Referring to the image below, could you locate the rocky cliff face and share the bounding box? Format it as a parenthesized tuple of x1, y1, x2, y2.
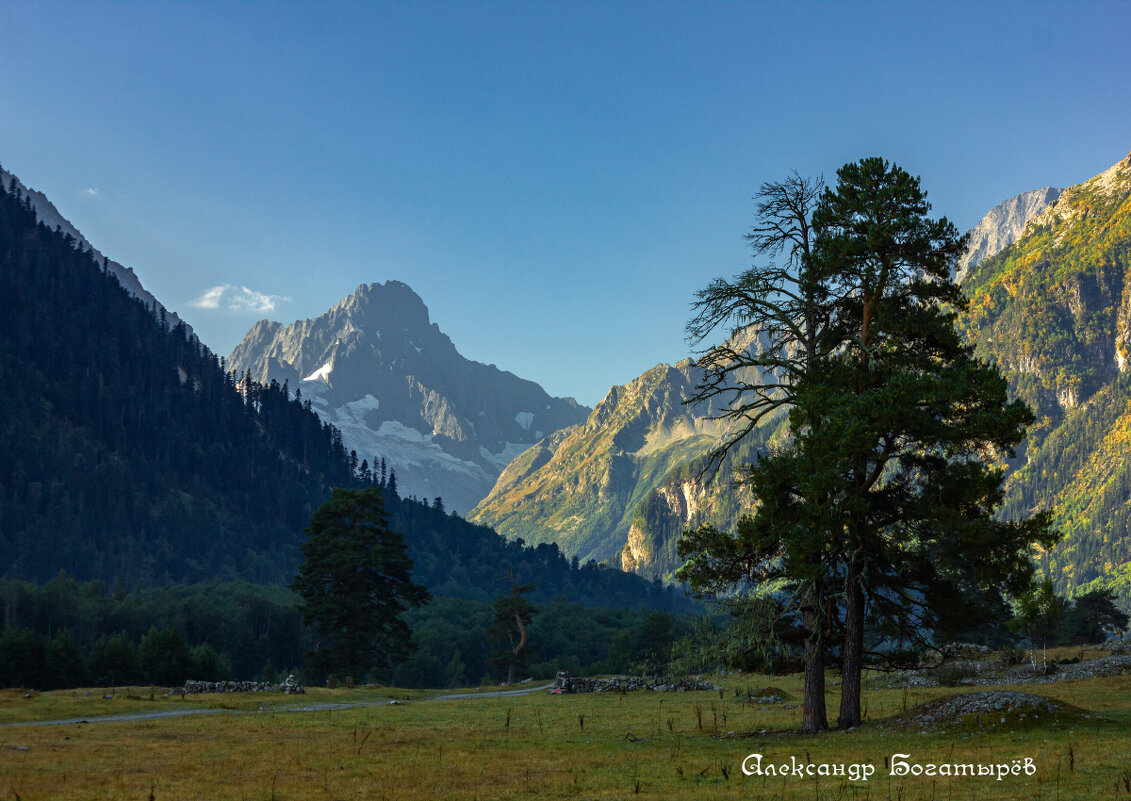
(618, 475, 747, 579)
(961, 152, 1131, 420)
(0, 165, 189, 333)
(957, 186, 1063, 281)
(470, 330, 774, 573)
(227, 281, 589, 514)
(468, 359, 729, 564)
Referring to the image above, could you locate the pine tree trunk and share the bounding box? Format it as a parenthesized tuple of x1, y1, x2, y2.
(838, 556, 865, 729)
(801, 607, 828, 733)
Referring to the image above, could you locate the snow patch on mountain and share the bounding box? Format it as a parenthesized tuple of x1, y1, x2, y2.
(227, 281, 590, 513)
(303, 362, 333, 382)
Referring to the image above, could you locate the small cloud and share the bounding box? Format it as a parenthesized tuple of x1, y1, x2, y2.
(189, 284, 289, 314)
(86, 187, 102, 197)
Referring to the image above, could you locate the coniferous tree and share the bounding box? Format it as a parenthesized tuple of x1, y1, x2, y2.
(489, 583, 537, 684)
(809, 158, 1056, 727)
(1058, 588, 1128, 645)
(680, 158, 1058, 731)
(292, 487, 428, 682)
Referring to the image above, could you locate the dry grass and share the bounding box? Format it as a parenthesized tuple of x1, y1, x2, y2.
(2, 671, 1130, 800)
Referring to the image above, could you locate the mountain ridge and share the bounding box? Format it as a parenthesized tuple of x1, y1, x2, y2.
(0, 164, 189, 333)
(469, 332, 775, 571)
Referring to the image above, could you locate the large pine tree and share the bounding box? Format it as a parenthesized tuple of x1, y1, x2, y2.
(680, 158, 1057, 732)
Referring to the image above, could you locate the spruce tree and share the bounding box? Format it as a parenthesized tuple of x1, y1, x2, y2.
(292, 487, 428, 682)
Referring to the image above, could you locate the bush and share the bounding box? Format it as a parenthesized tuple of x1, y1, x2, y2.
(191, 644, 233, 681)
(139, 626, 194, 686)
(998, 645, 1026, 667)
(934, 661, 979, 687)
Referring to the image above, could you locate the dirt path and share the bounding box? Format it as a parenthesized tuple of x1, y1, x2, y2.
(2, 682, 556, 728)
(437, 682, 554, 700)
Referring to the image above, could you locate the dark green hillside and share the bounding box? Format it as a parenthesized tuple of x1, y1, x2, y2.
(387, 490, 689, 611)
(0, 174, 687, 616)
(0, 178, 359, 585)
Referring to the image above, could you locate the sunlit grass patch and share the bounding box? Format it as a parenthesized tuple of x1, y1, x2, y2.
(1, 672, 1129, 799)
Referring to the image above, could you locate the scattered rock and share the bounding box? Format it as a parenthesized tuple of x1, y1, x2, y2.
(874, 653, 1131, 689)
(553, 674, 720, 694)
(883, 690, 1089, 733)
(173, 675, 305, 695)
(742, 686, 791, 704)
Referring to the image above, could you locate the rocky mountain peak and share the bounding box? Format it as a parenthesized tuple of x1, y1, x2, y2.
(227, 281, 589, 514)
(957, 186, 1063, 281)
(336, 281, 435, 334)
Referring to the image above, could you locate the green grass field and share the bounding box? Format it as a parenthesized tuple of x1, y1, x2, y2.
(2, 666, 1130, 800)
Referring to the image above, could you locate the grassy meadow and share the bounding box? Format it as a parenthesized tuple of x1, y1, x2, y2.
(3, 660, 1131, 800)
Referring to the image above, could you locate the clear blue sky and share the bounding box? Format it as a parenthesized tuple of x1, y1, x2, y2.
(2, 1, 1128, 406)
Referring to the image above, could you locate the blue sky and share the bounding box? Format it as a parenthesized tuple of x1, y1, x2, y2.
(1, 0, 1128, 406)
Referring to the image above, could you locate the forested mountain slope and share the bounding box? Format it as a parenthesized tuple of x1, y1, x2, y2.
(0, 170, 687, 614)
(0, 166, 189, 333)
(959, 151, 1131, 596)
(0, 177, 359, 585)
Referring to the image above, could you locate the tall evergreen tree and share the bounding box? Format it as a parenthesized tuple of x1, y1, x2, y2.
(292, 487, 428, 682)
(810, 158, 1056, 728)
(680, 158, 1057, 732)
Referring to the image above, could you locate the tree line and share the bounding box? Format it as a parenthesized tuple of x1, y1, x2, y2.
(0, 569, 686, 690)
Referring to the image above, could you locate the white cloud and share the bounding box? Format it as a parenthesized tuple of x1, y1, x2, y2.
(188, 284, 289, 314)
(86, 187, 102, 197)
